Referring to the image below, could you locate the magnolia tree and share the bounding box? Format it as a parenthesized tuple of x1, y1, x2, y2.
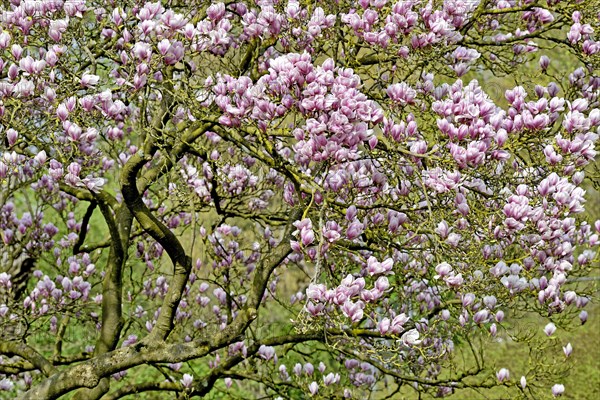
(0, 0, 599, 399)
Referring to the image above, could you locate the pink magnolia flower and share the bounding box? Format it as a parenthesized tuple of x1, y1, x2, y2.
(207, 3, 226, 21)
(473, 310, 489, 324)
(544, 322, 556, 336)
(563, 343, 573, 357)
(0, 273, 11, 288)
(0, 378, 14, 391)
(374, 276, 389, 292)
(366, 256, 393, 276)
(323, 372, 339, 386)
(298, 363, 311, 376)
(80, 72, 100, 87)
(0, 32, 10, 49)
(378, 318, 391, 335)
(552, 384, 565, 397)
(434, 262, 452, 278)
(257, 345, 276, 361)
(461, 293, 475, 308)
(180, 373, 193, 389)
(306, 283, 327, 302)
(390, 314, 409, 334)
(341, 300, 364, 323)
(496, 368, 510, 382)
(539, 55, 550, 71)
(13, 78, 35, 97)
(444, 273, 464, 287)
(387, 82, 416, 104)
(132, 42, 152, 62)
(308, 381, 318, 395)
(6, 129, 18, 146)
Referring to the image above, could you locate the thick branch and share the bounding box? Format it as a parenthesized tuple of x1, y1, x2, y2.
(94, 203, 132, 353)
(0, 363, 34, 374)
(58, 184, 95, 202)
(58, 184, 119, 209)
(0, 341, 56, 377)
(120, 151, 191, 343)
(20, 340, 212, 400)
(71, 204, 134, 400)
(19, 323, 420, 400)
(73, 201, 97, 254)
(119, 122, 213, 343)
(102, 381, 182, 400)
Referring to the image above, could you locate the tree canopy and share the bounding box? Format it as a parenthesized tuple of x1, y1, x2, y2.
(0, 0, 599, 399)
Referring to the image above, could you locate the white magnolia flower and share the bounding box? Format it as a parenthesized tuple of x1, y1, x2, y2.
(399, 329, 422, 346)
